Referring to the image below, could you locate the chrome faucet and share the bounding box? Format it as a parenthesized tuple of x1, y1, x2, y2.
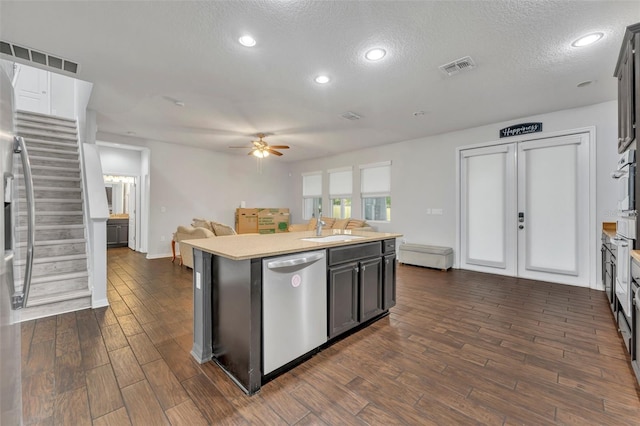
(316, 219, 325, 236)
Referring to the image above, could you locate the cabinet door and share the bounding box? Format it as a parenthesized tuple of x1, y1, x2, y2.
(328, 262, 359, 339)
(618, 40, 635, 153)
(359, 257, 383, 322)
(383, 254, 396, 310)
(118, 224, 129, 245)
(106, 224, 118, 247)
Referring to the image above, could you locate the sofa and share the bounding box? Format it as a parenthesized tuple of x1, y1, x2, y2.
(288, 217, 374, 233)
(173, 218, 236, 269)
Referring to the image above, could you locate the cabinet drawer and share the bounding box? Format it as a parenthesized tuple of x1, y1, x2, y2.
(328, 242, 381, 266)
(383, 239, 396, 254)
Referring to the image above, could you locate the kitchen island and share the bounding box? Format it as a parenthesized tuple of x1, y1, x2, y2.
(184, 229, 402, 395)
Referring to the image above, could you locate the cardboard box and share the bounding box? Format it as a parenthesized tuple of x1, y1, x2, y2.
(257, 208, 290, 233)
(235, 208, 259, 234)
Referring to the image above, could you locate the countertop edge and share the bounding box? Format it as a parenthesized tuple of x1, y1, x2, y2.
(181, 231, 403, 261)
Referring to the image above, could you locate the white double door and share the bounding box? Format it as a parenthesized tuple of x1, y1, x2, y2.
(460, 132, 590, 286)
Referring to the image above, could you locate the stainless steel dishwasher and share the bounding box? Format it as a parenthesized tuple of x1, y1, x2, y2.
(262, 250, 327, 375)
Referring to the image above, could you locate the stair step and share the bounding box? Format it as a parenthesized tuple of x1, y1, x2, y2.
(17, 175, 81, 188)
(15, 258, 87, 278)
(20, 165, 80, 178)
(16, 240, 86, 258)
(17, 186, 82, 200)
(18, 293, 92, 322)
(19, 200, 83, 212)
(17, 128, 78, 143)
(16, 253, 87, 266)
(27, 156, 80, 168)
(17, 224, 85, 241)
(17, 110, 77, 126)
(17, 122, 78, 136)
(23, 137, 78, 152)
(18, 212, 84, 227)
(25, 146, 79, 160)
(16, 238, 86, 248)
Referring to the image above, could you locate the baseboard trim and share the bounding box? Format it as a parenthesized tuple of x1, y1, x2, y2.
(92, 298, 109, 309)
(146, 253, 172, 260)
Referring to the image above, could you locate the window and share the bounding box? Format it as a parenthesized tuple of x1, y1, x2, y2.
(329, 167, 352, 219)
(302, 172, 322, 220)
(360, 161, 391, 221)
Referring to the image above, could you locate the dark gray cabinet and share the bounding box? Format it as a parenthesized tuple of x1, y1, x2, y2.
(107, 218, 129, 248)
(615, 23, 640, 153)
(383, 254, 397, 310)
(328, 262, 359, 338)
(327, 239, 396, 340)
(359, 257, 383, 322)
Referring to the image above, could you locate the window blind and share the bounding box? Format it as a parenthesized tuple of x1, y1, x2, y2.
(329, 168, 352, 197)
(302, 172, 322, 197)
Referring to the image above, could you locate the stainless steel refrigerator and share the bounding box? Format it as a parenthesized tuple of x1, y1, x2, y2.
(1, 64, 35, 425)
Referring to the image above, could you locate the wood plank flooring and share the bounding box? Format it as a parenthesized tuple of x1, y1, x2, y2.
(21, 247, 640, 425)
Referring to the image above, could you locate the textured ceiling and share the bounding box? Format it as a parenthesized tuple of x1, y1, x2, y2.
(1, 1, 639, 162)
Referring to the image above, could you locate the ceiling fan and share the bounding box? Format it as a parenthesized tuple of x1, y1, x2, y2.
(229, 133, 289, 158)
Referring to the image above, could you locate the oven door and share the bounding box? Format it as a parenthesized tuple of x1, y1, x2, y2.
(614, 236, 632, 318)
(613, 163, 635, 212)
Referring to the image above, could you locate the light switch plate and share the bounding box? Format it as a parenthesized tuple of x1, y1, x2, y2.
(432, 208, 443, 215)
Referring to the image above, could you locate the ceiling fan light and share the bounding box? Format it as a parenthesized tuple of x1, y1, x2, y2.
(571, 32, 603, 47)
(239, 35, 256, 47)
(365, 48, 386, 61)
(252, 149, 269, 158)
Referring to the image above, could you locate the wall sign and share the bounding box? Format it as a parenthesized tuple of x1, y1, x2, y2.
(499, 122, 543, 138)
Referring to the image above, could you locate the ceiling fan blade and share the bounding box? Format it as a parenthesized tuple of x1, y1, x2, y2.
(266, 148, 283, 156)
(268, 145, 289, 149)
(229, 146, 251, 148)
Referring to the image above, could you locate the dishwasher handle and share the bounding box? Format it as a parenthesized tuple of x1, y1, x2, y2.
(266, 252, 325, 269)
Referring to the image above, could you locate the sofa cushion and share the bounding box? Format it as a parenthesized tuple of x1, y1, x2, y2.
(191, 217, 214, 232)
(307, 217, 318, 231)
(176, 225, 215, 240)
(346, 219, 366, 229)
(333, 218, 349, 230)
(321, 216, 336, 229)
(211, 221, 236, 236)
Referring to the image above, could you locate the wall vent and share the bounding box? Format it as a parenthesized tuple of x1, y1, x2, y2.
(340, 111, 362, 121)
(439, 56, 476, 77)
(0, 41, 79, 74)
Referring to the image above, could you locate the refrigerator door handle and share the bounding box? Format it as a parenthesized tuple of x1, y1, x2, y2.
(12, 136, 34, 309)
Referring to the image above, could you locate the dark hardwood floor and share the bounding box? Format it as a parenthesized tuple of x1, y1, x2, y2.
(20, 247, 640, 425)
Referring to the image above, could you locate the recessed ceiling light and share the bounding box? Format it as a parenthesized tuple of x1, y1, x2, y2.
(365, 48, 386, 61)
(174, 101, 185, 107)
(238, 35, 256, 47)
(314, 75, 330, 84)
(577, 80, 593, 88)
(571, 32, 603, 47)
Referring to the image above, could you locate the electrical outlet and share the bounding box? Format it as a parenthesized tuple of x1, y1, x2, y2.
(426, 208, 432, 215)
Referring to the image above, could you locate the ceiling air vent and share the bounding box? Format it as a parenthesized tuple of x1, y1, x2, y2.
(439, 56, 476, 77)
(340, 111, 362, 121)
(0, 40, 79, 74)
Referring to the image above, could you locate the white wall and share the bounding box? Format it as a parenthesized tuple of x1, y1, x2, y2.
(50, 72, 75, 118)
(289, 101, 619, 288)
(95, 132, 294, 258)
(97, 144, 142, 175)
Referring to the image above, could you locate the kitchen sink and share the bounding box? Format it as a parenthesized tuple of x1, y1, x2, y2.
(300, 235, 365, 243)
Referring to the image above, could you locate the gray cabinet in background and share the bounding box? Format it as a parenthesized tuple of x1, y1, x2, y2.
(615, 23, 640, 153)
(107, 218, 129, 248)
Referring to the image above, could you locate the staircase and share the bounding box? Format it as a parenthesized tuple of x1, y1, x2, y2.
(14, 110, 91, 322)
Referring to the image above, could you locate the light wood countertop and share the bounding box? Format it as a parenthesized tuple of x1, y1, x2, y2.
(602, 221, 617, 240)
(631, 250, 640, 263)
(182, 230, 402, 261)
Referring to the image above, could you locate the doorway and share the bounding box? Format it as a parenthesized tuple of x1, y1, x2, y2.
(458, 130, 594, 287)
